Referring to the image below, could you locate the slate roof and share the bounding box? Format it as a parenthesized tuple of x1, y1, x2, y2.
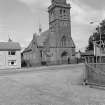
(23, 30, 50, 53)
(23, 29, 76, 53)
(37, 30, 50, 46)
(23, 40, 33, 53)
(0, 42, 21, 51)
(23, 33, 39, 53)
(38, 30, 75, 48)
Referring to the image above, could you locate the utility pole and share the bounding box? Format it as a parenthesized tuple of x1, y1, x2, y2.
(90, 21, 102, 63)
(98, 26, 102, 63)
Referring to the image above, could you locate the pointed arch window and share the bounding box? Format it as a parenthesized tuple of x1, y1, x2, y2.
(61, 36, 67, 47)
(60, 9, 62, 14)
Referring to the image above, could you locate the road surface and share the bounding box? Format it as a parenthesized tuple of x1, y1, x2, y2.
(0, 64, 105, 105)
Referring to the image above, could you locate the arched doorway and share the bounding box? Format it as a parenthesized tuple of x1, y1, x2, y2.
(61, 51, 70, 64)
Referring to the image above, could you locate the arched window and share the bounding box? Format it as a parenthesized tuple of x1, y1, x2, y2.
(61, 36, 67, 47)
(63, 10, 65, 13)
(60, 9, 62, 14)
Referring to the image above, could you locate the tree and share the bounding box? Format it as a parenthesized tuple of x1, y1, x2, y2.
(86, 35, 94, 51)
(86, 19, 105, 51)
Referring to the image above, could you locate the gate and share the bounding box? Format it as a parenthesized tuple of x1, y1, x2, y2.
(85, 63, 105, 86)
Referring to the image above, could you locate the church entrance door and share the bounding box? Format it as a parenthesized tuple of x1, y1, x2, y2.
(61, 51, 69, 64)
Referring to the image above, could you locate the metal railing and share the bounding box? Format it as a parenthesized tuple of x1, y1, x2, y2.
(85, 63, 105, 87)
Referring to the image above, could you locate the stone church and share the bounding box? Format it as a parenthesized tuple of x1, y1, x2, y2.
(22, 0, 76, 66)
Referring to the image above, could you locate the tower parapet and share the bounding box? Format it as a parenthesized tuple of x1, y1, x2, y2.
(52, 0, 66, 4)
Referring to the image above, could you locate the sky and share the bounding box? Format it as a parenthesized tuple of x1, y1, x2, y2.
(0, 0, 105, 51)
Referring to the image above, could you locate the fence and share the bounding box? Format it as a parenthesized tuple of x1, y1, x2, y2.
(85, 63, 105, 87)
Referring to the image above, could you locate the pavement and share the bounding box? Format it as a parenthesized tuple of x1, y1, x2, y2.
(0, 64, 105, 105)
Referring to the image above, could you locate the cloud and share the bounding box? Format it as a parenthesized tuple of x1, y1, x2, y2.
(1, 0, 105, 51)
(18, 0, 37, 4)
(71, 1, 105, 24)
(69, 0, 105, 51)
(71, 2, 88, 25)
(18, 0, 50, 20)
(73, 0, 105, 10)
(17, 0, 105, 51)
(18, 0, 50, 8)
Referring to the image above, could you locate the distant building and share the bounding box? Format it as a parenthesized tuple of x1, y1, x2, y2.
(81, 50, 94, 63)
(75, 51, 82, 63)
(0, 40, 21, 69)
(75, 51, 81, 59)
(82, 50, 105, 63)
(22, 0, 76, 66)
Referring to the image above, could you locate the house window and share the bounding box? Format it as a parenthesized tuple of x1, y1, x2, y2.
(8, 51, 16, 55)
(8, 60, 16, 66)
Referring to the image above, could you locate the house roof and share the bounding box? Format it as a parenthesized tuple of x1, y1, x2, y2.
(23, 40, 33, 53)
(38, 30, 75, 48)
(23, 31, 50, 53)
(23, 29, 76, 53)
(0, 42, 21, 51)
(37, 30, 50, 46)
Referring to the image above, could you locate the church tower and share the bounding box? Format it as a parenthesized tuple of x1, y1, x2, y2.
(48, 0, 71, 46)
(47, 0, 75, 64)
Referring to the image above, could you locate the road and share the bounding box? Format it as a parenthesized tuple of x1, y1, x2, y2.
(0, 64, 105, 105)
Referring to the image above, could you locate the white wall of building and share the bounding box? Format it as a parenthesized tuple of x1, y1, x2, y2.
(0, 51, 21, 69)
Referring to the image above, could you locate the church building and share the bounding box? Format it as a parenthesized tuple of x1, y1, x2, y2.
(22, 0, 76, 66)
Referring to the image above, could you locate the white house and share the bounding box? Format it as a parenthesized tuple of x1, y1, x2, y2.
(0, 41, 21, 69)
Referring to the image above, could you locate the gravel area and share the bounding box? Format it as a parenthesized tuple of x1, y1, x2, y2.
(0, 64, 105, 105)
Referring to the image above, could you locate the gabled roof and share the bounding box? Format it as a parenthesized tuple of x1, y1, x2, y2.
(37, 30, 50, 46)
(23, 33, 38, 53)
(23, 40, 33, 53)
(23, 29, 76, 53)
(0, 42, 21, 51)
